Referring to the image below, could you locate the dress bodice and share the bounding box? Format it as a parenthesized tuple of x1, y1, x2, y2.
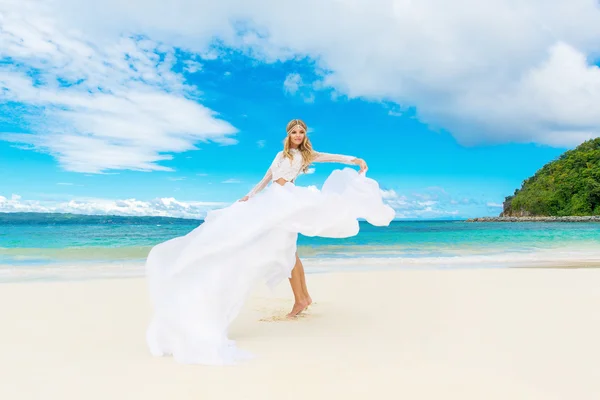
(270, 149, 305, 182)
(246, 149, 356, 198)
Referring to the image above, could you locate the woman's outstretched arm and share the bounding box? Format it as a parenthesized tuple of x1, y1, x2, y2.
(239, 152, 280, 201)
(239, 168, 272, 201)
(312, 151, 368, 173)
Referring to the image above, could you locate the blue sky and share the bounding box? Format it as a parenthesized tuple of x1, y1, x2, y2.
(1, 1, 598, 219)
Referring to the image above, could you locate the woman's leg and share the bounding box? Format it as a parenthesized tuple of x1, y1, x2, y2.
(296, 253, 312, 307)
(287, 253, 312, 317)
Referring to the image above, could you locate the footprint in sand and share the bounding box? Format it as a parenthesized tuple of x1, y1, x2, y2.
(259, 306, 314, 322)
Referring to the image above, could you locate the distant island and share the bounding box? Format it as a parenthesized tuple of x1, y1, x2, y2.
(469, 137, 600, 222)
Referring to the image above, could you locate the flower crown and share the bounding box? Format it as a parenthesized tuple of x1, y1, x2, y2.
(287, 120, 306, 134)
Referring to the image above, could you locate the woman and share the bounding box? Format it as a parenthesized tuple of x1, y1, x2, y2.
(239, 119, 369, 317)
(145, 119, 395, 365)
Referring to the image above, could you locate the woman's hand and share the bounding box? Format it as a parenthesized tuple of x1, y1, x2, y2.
(238, 195, 249, 202)
(355, 158, 368, 173)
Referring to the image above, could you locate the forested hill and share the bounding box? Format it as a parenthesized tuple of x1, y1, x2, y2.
(502, 138, 600, 217)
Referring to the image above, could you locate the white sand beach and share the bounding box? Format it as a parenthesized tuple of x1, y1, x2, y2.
(1, 268, 599, 400)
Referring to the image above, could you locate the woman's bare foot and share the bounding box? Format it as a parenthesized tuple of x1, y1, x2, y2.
(305, 296, 313, 309)
(287, 299, 310, 318)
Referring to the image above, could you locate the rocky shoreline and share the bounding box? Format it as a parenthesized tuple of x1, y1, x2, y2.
(467, 216, 600, 222)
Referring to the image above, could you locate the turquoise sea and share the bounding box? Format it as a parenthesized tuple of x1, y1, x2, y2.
(1, 213, 599, 282)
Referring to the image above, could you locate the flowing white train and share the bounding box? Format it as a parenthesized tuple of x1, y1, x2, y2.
(145, 167, 395, 365)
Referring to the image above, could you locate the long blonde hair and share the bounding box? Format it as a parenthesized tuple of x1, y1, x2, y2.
(283, 119, 315, 172)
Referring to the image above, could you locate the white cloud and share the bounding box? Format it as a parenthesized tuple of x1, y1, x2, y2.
(380, 188, 504, 219)
(2, 0, 600, 166)
(283, 73, 301, 95)
(304, 167, 316, 175)
(0, 193, 225, 219)
(256, 139, 266, 148)
(380, 189, 457, 218)
(450, 197, 480, 206)
(381, 189, 400, 200)
(48, 0, 600, 148)
(425, 186, 447, 194)
(283, 73, 316, 103)
(183, 60, 203, 73)
(0, 0, 237, 173)
(221, 178, 241, 184)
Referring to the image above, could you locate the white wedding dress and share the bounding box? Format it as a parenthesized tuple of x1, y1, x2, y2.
(145, 149, 395, 364)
